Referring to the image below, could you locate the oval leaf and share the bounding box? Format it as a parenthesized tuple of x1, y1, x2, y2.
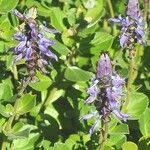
(17, 94, 36, 114)
(139, 108, 150, 136)
(64, 66, 93, 82)
(122, 142, 138, 150)
(29, 71, 52, 91)
(125, 92, 149, 119)
(0, 0, 19, 14)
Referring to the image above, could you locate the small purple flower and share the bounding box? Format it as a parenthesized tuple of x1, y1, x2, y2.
(109, 0, 146, 49)
(12, 8, 59, 80)
(80, 53, 128, 135)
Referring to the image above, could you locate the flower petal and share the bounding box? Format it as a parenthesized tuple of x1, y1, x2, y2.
(25, 47, 32, 60)
(80, 111, 97, 120)
(13, 53, 23, 64)
(89, 116, 101, 135)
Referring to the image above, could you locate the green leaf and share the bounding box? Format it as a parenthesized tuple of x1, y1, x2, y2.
(110, 124, 129, 135)
(0, 83, 13, 100)
(90, 32, 114, 53)
(84, 0, 103, 26)
(17, 94, 36, 114)
(12, 122, 24, 132)
(53, 142, 70, 150)
(4, 123, 37, 140)
(139, 109, 150, 136)
(65, 133, 90, 149)
(138, 136, 150, 150)
(26, 0, 51, 17)
(87, 8, 105, 28)
(11, 133, 40, 150)
(43, 140, 52, 150)
(107, 134, 126, 150)
(0, 117, 6, 131)
(52, 40, 71, 56)
(125, 92, 149, 119)
(45, 88, 64, 104)
(29, 71, 52, 91)
(0, 15, 12, 40)
(0, 0, 19, 14)
(50, 7, 66, 32)
(0, 103, 10, 117)
(67, 8, 77, 26)
(122, 142, 138, 150)
(64, 66, 93, 82)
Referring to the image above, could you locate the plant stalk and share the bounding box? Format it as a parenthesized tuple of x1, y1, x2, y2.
(107, 0, 117, 35)
(123, 50, 136, 112)
(99, 119, 109, 150)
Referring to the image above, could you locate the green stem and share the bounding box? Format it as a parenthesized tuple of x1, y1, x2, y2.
(99, 119, 109, 150)
(144, 0, 149, 30)
(107, 0, 117, 35)
(1, 137, 7, 150)
(123, 50, 135, 112)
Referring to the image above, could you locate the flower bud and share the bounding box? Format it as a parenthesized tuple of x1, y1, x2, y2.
(97, 53, 112, 84)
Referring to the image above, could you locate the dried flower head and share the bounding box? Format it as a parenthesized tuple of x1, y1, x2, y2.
(12, 8, 59, 81)
(80, 53, 128, 135)
(109, 0, 146, 49)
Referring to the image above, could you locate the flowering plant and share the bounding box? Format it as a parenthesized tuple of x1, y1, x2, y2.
(0, 0, 149, 149)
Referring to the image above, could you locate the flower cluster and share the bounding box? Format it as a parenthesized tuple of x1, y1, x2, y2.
(109, 0, 146, 49)
(12, 8, 59, 80)
(80, 53, 128, 135)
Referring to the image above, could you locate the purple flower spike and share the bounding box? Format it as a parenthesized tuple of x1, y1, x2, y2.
(80, 53, 128, 135)
(12, 8, 59, 80)
(109, 0, 146, 49)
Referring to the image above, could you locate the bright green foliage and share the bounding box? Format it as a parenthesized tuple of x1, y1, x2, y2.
(0, 0, 149, 150)
(139, 109, 150, 136)
(122, 142, 138, 150)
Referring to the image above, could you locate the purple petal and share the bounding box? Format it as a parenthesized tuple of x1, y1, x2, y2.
(39, 43, 58, 61)
(112, 74, 125, 87)
(39, 44, 48, 53)
(13, 9, 25, 20)
(85, 95, 97, 104)
(97, 53, 112, 82)
(13, 53, 23, 64)
(25, 48, 32, 60)
(80, 111, 97, 120)
(40, 59, 48, 65)
(121, 17, 130, 27)
(89, 116, 101, 135)
(39, 37, 55, 48)
(106, 88, 117, 105)
(135, 27, 145, 38)
(28, 22, 36, 29)
(14, 32, 26, 41)
(45, 50, 58, 61)
(14, 41, 27, 53)
(113, 110, 128, 121)
(127, 0, 140, 20)
(109, 18, 121, 23)
(87, 84, 99, 95)
(31, 28, 38, 38)
(120, 34, 129, 48)
(137, 39, 147, 46)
